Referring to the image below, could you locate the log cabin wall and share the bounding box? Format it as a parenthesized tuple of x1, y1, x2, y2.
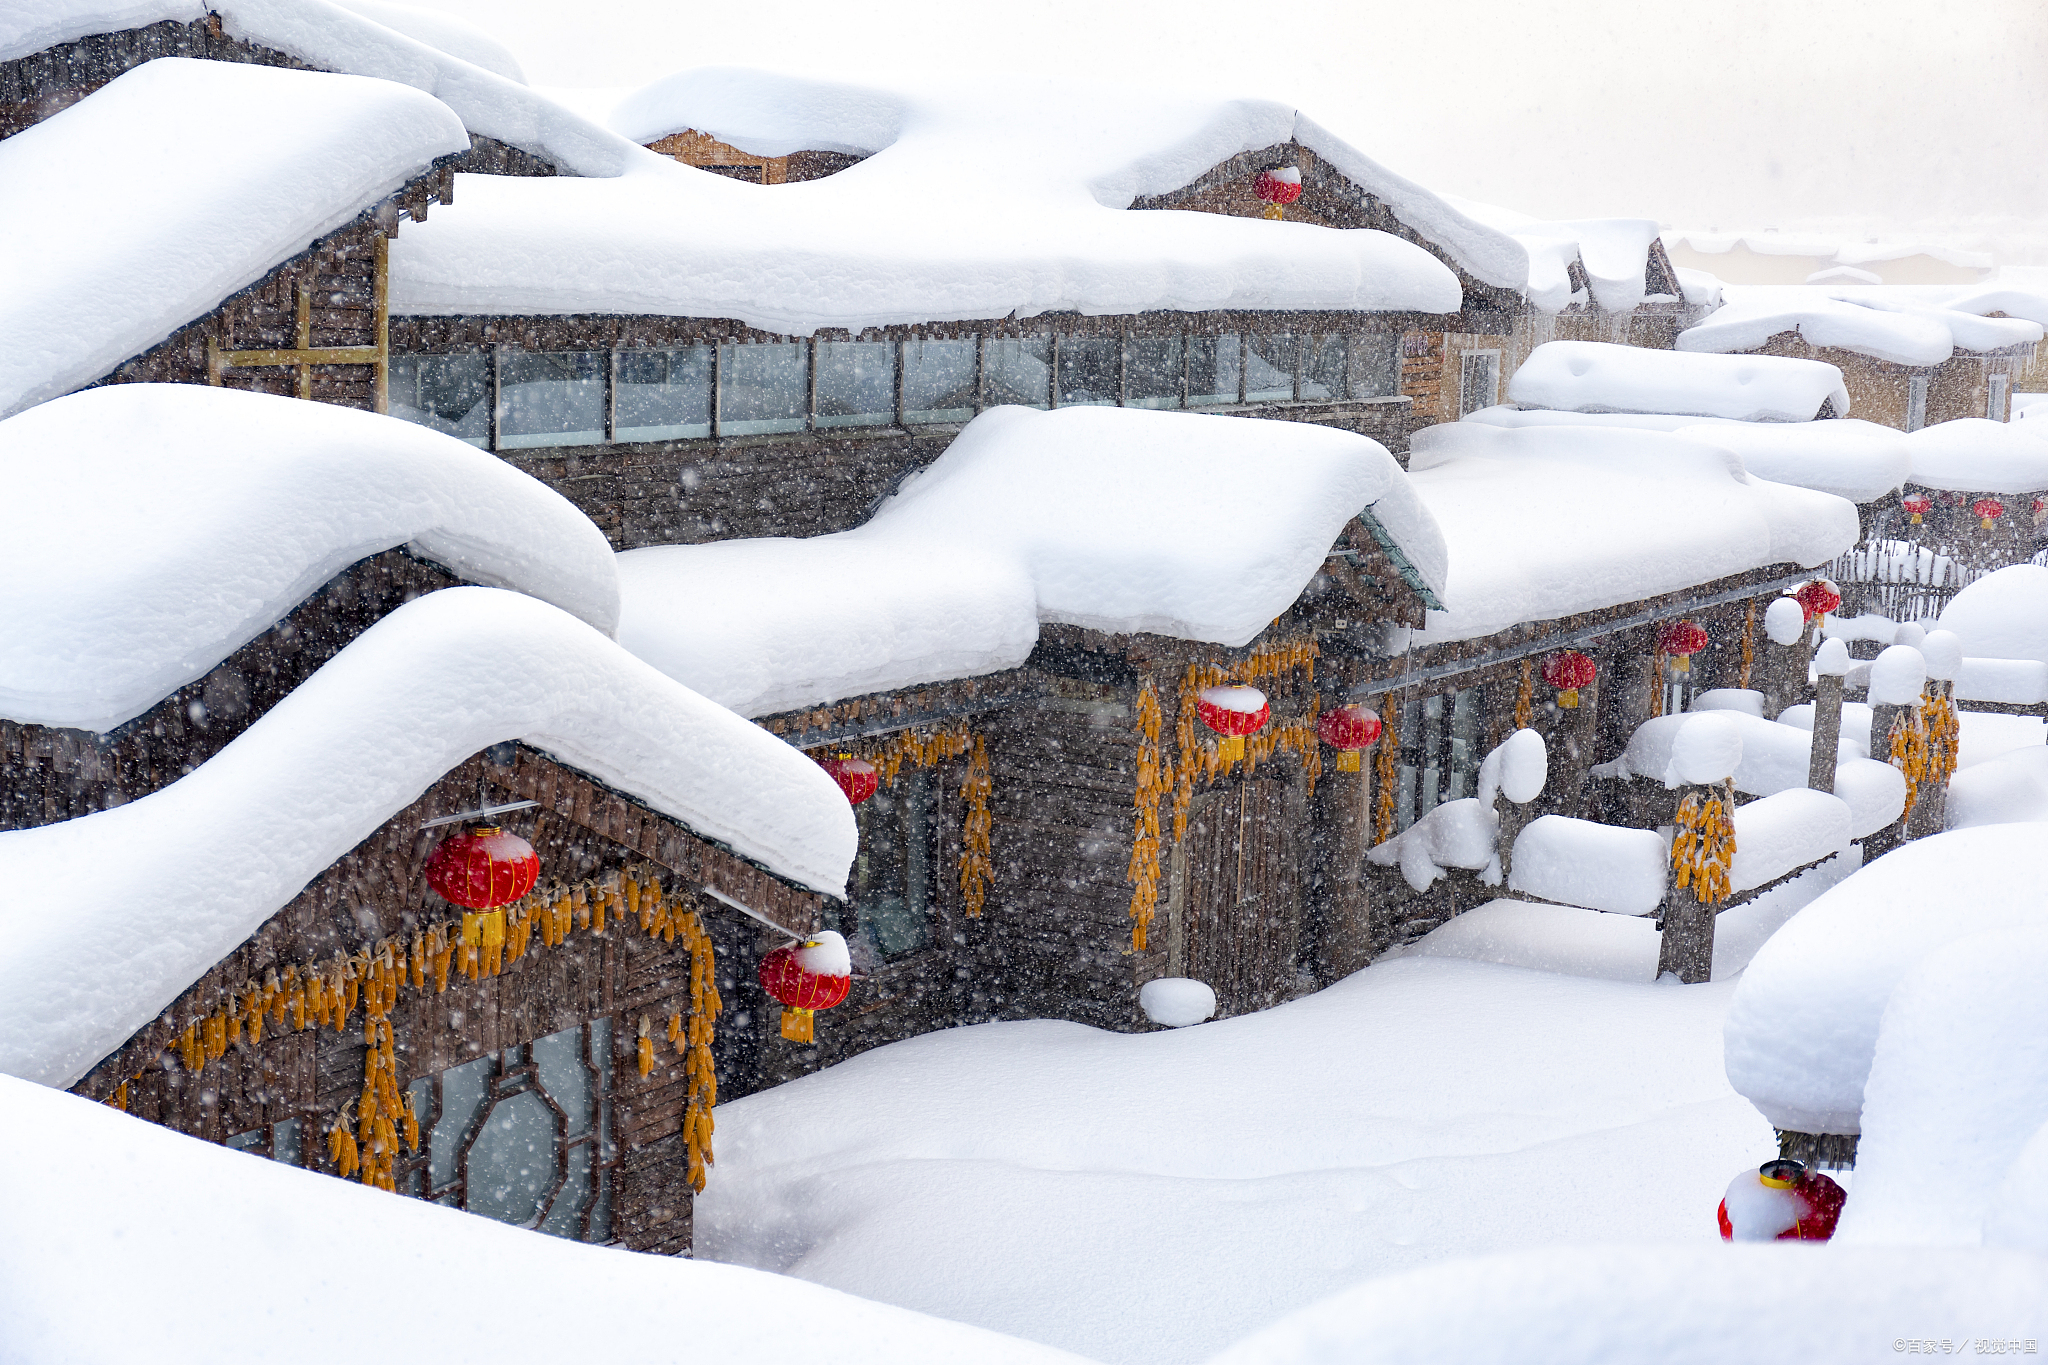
(70, 747, 826, 1255)
(1754, 332, 2037, 430)
(1, 548, 454, 832)
(0, 17, 557, 177)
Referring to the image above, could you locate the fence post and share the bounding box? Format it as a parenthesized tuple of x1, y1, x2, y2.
(1807, 639, 1849, 794)
(1657, 775, 1735, 985)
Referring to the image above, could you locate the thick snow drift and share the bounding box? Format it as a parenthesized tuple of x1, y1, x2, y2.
(0, 386, 621, 732)
(1905, 418, 2048, 494)
(1506, 816, 1666, 915)
(619, 406, 1438, 715)
(1836, 928, 2048, 1247)
(1403, 423, 1858, 644)
(1722, 825, 2048, 1136)
(1205, 1243, 2048, 1365)
(0, 1076, 1080, 1365)
(1440, 199, 1667, 312)
(0, 0, 637, 175)
(0, 588, 858, 1089)
(393, 67, 1487, 332)
(1941, 565, 2048, 664)
(1507, 341, 1850, 423)
(1946, 745, 2048, 828)
(0, 57, 468, 418)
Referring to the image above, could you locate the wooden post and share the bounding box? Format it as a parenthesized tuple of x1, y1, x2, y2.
(1906, 680, 1953, 840)
(1807, 673, 1842, 794)
(1319, 760, 1372, 979)
(1656, 878, 1715, 984)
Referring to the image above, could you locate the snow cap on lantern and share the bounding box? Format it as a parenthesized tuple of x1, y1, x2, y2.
(1869, 644, 1928, 705)
(1973, 496, 2006, 529)
(1197, 684, 1269, 762)
(758, 930, 852, 1043)
(1253, 165, 1302, 219)
(1792, 579, 1841, 624)
(424, 825, 539, 910)
(1316, 703, 1381, 772)
(1764, 596, 1806, 647)
(1717, 1159, 1845, 1242)
(815, 754, 878, 806)
(1538, 650, 1597, 708)
(1658, 619, 1710, 672)
(1901, 491, 1932, 524)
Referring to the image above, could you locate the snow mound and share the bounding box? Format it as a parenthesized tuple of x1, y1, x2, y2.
(0, 385, 621, 732)
(1669, 420, 1910, 505)
(393, 68, 1482, 332)
(1985, 1121, 2048, 1255)
(1764, 597, 1806, 645)
(1691, 688, 1765, 717)
(1204, 1243, 2048, 1365)
(1404, 422, 1857, 644)
(1671, 712, 1743, 784)
(1868, 644, 1927, 705)
(1956, 657, 2048, 705)
(1946, 745, 2048, 828)
(1905, 419, 2048, 494)
(1508, 341, 1850, 423)
(0, 57, 468, 418)
(1836, 928, 2048, 1247)
(0, 588, 858, 1089)
(619, 406, 1438, 714)
(1940, 565, 2048, 664)
(1728, 788, 1853, 892)
(1140, 978, 1218, 1027)
(1507, 816, 1666, 915)
(1439, 201, 1664, 312)
(333, 0, 527, 81)
(1368, 797, 1499, 892)
(1722, 825, 2048, 1135)
(0, 1076, 1079, 1365)
(1476, 727, 1546, 806)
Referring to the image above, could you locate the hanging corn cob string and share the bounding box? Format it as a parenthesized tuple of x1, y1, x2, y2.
(1921, 685, 1959, 789)
(959, 735, 993, 918)
(1127, 681, 1169, 952)
(677, 900, 721, 1193)
(1671, 779, 1737, 905)
(1739, 601, 1758, 690)
(1514, 659, 1534, 731)
(1889, 703, 1932, 824)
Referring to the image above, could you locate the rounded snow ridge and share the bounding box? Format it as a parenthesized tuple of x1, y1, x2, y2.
(1904, 418, 2048, 494)
(0, 385, 622, 732)
(1508, 340, 1851, 423)
(1939, 565, 2048, 665)
(607, 65, 909, 155)
(1868, 645, 1927, 705)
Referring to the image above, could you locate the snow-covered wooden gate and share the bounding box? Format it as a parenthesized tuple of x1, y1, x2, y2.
(1179, 776, 1303, 1017)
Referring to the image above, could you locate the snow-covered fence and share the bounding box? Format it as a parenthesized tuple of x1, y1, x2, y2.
(1366, 729, 1545, 899)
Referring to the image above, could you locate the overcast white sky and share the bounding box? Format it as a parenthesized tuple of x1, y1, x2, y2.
(413, 0, 2048, 260)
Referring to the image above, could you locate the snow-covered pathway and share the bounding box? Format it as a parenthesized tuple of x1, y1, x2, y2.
(700, 957, 1778, 1365)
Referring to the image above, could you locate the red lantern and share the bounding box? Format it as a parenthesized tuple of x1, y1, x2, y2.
(815, 755, 879, 806)
(1973, 497, 2006, 530)
(758, 934, 852, 1043)
(1793, 579, 1842, 624)
(424, 825, 539, 910)
(1197, 685, 1270, 761)
(1316, 704, 1382, 772)
(1901, 492, 1932, 525)
(1717, 1159, 1846, 1243)
(1253, 167, 1302, 220)
(1657, 619, 1710, 673)
(1539, 650, 1598, 709)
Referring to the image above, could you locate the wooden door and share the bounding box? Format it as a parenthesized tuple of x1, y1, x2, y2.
(1183, 777, 1302, 1017)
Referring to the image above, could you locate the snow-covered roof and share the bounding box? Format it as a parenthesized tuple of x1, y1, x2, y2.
(0, 1076, 1080, 1365)
(1665, 228, 1997, 273)
(1940, 565, 2048, 663)
(1905, 418, 2048, 493)
(0, 0, 637, 175)
(1678, 285, 2047, 366)
(617, 405, 1441, 717)
(0, 586, 860, 1089)
(1464, 408, 1912, 506)
(1400, 422, 1859, 645)
(1442, 197, 1677, 313)
(0, 386, 620, 733)
(1722, 823, 2048, 1136)
(390, 67, 1487, 331)
(0, 57, 468, 419)
(1507, 341, 1852, 423)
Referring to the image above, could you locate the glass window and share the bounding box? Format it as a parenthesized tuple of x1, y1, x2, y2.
(1125, 335, 1183, 410)
(815, 340, 896, 428)
(1188, 334, 1242, 407)
(615, 346, 711, 442)
(984, 335, 1051, 409)
(719, 341, 809, 436)
(1245, 333, 1299, 402)
(1418, 692, 1445, 812)
(390, 353, 489, 447)
(842, 766, 936, 965)
(902, 338, 978, 424)
(1301, 334, 1348, 403)
(466, 1086, 557, 1226)
(1447, 687, 1483, 801)
(497, 351, 606, 450)
(1350, 333, 1401, 398)
(1056, 335, 1119, 407)
(1395, 694, 1420, 835)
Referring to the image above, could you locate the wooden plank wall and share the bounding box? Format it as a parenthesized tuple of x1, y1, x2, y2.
(1, 549, 453, 832)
